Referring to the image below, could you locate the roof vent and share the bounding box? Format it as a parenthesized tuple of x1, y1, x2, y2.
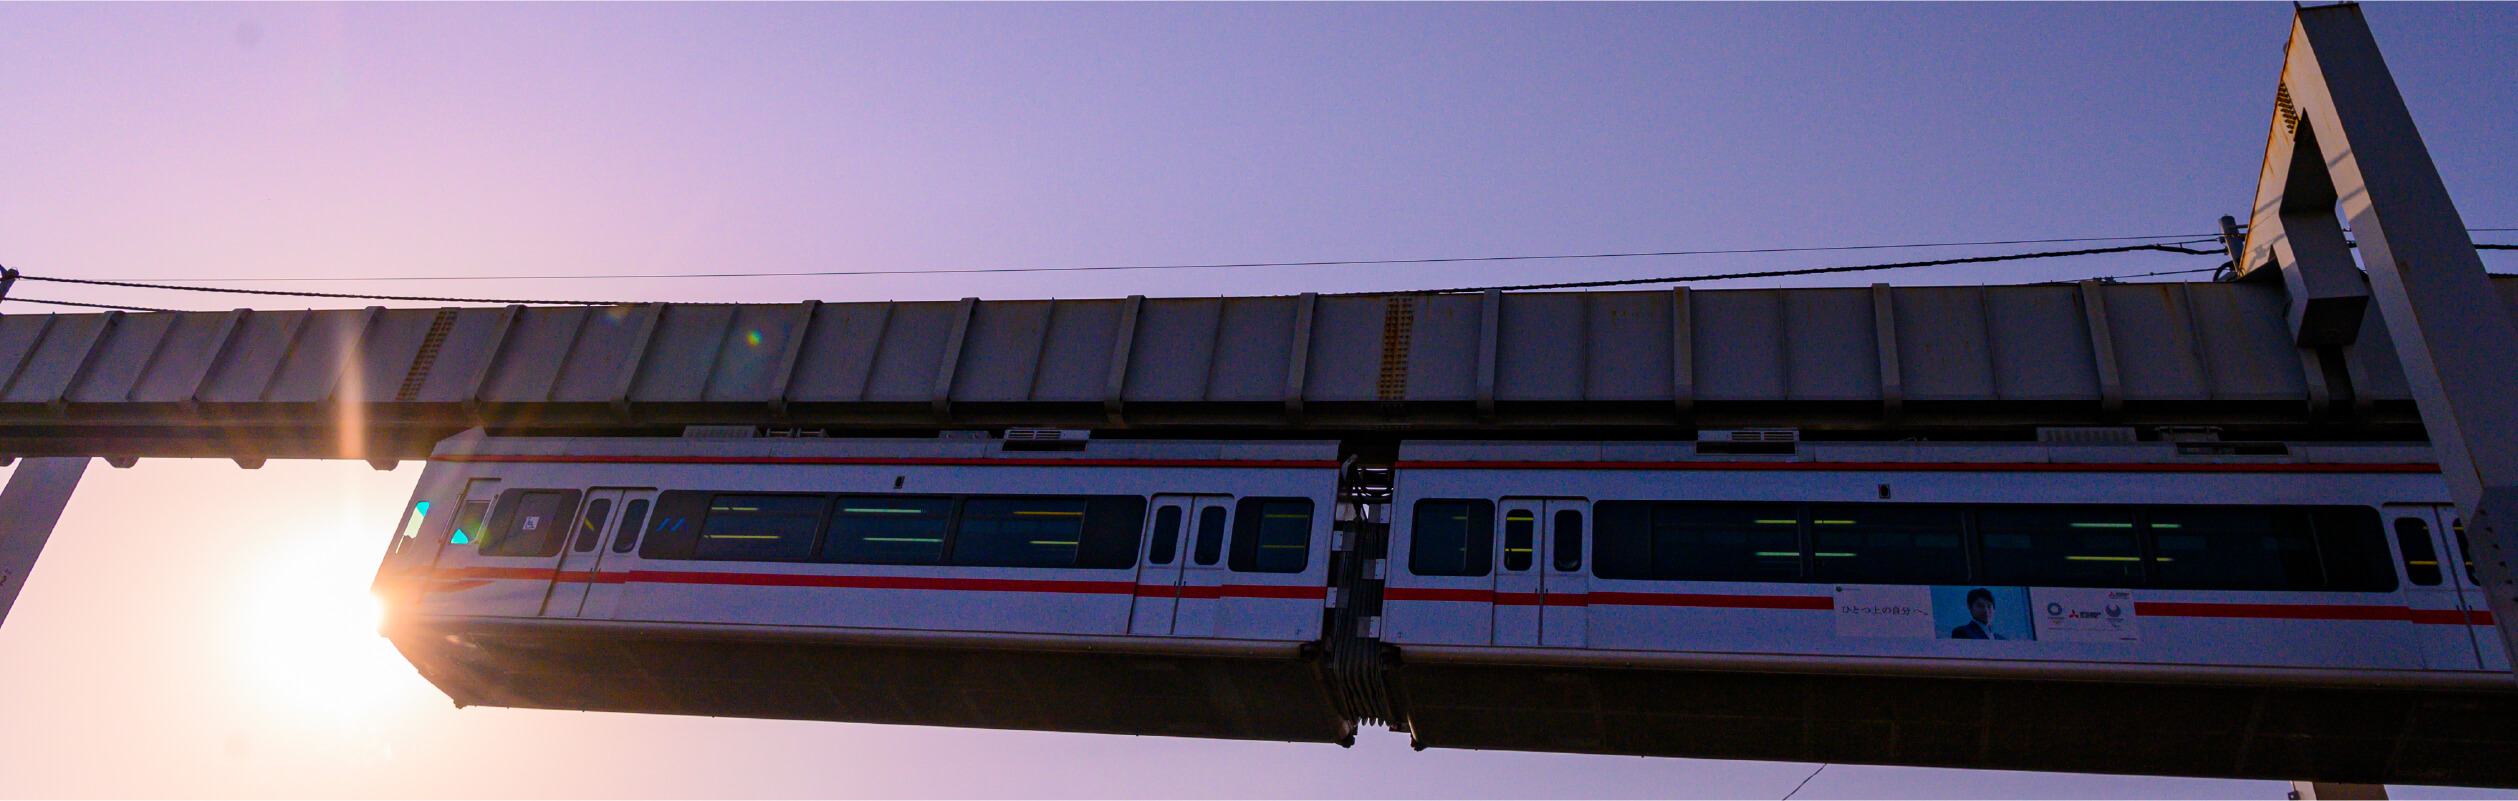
(2037, 427, 2138, 445)
(1697, 429, 1796, 455)
(1702, 429, 1798, 443)
(2155, 426, 2223, 443)
(682, 425, 757, 439)
(1001, 428, 1090, 452)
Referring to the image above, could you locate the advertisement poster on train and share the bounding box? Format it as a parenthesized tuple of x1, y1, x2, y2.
(2029, 587, 2140, 642)
(1832, 585, 1934, 638)
(1930, 586, 2035, 640)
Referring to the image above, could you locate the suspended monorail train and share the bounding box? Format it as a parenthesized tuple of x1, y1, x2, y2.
(370, 430, 2518, 787)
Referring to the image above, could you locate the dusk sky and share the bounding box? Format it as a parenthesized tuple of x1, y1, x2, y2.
(2, 3, 2516, 798)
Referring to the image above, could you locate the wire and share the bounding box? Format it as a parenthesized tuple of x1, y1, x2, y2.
(1396, 242, 2226, 295)
(2072, 265, 2226, 283)
(0, 297, 189, 313)
(14, 275, 627, 307)
(82, 233, 2226, 284)
(1782, 764, 1829, 801)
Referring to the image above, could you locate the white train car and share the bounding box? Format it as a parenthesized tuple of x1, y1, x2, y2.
(372, 431, 1356, 744)
(1378, 439, 2518, 786)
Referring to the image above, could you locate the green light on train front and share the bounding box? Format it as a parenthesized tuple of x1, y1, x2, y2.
(398, 502, 430, 540)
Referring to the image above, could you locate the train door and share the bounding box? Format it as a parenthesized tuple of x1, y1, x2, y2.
(1173, 497, 1235, 638)
(545, 488, 655, 619)
(1129, 497, 1196, 635)
(2387, 505, 2482, 670)
(418, 479, 584, 618)
(2443, 513, 2509, 671)
(1493, 499, 1589, 647)
(1541, 502, 1590, 648)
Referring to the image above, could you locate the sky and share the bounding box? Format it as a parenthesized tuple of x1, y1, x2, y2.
(1, 2, 2516, 798)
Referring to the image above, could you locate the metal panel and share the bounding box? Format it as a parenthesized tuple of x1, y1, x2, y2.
(1893, 287, 1996, 401)
(2, 314, 106, 404)
(476, 307, 587, 403)
(1404, 294, 1480, 402)
(1124, 298, 1223, 403)
(1497, 292, 1586, 402)
(548, 306, 648, 403)
(65, 311, 174, 403)
(953, 300, 1053, 403)
(1032, 299, 1121, 403)
(2101, 284, 2214, 402)
(630, 305, 737, 404)
(1585, 292, 1670, 402)
(862, 301, 959, 403)
(1781, 287, 1879, 401)
(1207, 296, 1295, 403)
(1985, 285, 2101, 402)
(1691, 290, 1784, 402)
(2186, 283, 2310, 401)
(1304, 295, 1386, 403)
(785, 302, 893, 403)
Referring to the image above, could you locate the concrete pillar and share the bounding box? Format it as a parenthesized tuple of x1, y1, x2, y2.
(0, 457, 90, 629)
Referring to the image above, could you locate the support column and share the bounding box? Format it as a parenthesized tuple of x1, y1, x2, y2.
(0, 457, 91, 629)
(2236, 4, 2518, 671)
(2290, 781, 2387, 800)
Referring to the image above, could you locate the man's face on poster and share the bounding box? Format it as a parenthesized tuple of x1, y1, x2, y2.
(1969, 595, 1994, 624)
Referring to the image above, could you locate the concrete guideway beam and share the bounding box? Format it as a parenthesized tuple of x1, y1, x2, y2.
(2239, 4, 2518, 673)
(0, 457, 89, 629)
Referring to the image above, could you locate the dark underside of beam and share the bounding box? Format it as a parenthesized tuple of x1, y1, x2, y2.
(0, 400, 2429, 462)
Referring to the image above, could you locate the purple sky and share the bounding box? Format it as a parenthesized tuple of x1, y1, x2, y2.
(1, 3, 2515, 798)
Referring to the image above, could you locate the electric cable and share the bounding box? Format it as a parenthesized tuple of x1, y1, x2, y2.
(83, 233, 2228, 284)
(1394, 242, 2228, 295)
(13, 274, 627, 307)
(0, 297, 188, 313)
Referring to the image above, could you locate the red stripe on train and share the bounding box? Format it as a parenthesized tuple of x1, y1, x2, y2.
(1388, 589, 2492, 622)
(1393, 461, 2441, 474)
(440, 567, 1322, 599)
(2133, 601, 2406, 621)
(1383, 589, 1833, 611)
(437, 455, 1341, 469)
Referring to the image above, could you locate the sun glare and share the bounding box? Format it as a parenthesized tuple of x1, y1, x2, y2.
(235, 521, 413, 722)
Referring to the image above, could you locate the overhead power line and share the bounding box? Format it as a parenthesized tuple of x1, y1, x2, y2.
(87, 233, 2225, 284)
(1401, 242, 2229, 295)
(9, 238, 2511, 310)
(15, 274, 626, 307)
(0, 297, 189, 313)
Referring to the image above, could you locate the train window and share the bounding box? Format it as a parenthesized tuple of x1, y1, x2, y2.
(448, 500, 490, 546)
(1808, 505, 1967, 585)
(611, 499, 651, 554)
(2148, 508, 2322, 591)
(1552, 510, 1583, 572)
(1148, 506, 1184, 565)
(2394, 517, 2444, 586)
(1230, 498, 1311, 573)
(640, 491, 712, 560)
(1978, 507, 2143, 587)
(2308, 507, 2396, 592)
(2454, 519, 2481, 585)
(694, 494, 827, 562)
(1073, 496, 1147, 569)
(954, 498, 1091, 567)
(481, 490, 581, 558)
(1410, 500, 1494, 577)
(1592, 503, 1801, 581)
(825, 496, 953, 564)
(1501, 510, 1536, 572)
(1193, 507, 1227, 566)
(572, 499, 613, 553)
